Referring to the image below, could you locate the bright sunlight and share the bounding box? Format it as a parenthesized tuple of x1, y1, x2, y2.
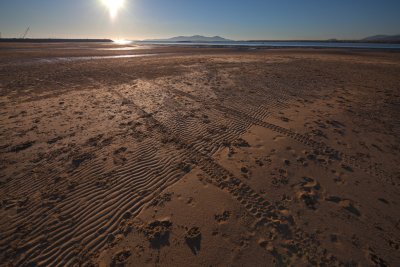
(101, 0, 125, 19)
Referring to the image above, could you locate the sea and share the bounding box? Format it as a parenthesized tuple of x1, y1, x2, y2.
(133, 41, 400, 50)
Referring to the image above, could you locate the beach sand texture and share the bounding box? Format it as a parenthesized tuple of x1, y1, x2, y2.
(0, 44, 399, 266)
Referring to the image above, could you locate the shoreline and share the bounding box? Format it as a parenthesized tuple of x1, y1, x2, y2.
(1, 38, 400, 51)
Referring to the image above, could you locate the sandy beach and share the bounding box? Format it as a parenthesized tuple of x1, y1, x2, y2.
(0, 43, 399, 266)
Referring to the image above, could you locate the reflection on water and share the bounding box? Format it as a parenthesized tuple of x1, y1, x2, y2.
(97, 46, 153, 51)
(37, 54, 155, 63)
(0, 54, 160, 66)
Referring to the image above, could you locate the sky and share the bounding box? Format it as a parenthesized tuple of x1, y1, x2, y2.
(0, 0, 400, 40)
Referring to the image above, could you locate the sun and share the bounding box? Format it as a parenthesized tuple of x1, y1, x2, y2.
(101, 0, 125, 19)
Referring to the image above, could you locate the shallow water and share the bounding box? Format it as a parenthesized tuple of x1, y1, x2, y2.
(0, 54, 158, 66)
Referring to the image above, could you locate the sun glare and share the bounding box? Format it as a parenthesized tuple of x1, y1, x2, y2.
(113, 39, 132, 45)
(101, 0, 125, 19)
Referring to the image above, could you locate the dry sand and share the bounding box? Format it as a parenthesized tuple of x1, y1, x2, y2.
(0, 43, 399, 266)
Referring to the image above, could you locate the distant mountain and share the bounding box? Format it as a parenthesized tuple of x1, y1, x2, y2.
(362, 35, 400, 43)
(145, 35, 232, 42)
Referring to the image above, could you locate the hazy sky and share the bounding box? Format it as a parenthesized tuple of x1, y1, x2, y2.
(1, 0, 399, 40)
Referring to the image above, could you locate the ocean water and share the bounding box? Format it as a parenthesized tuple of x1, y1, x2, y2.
(134, 41, 400, 50)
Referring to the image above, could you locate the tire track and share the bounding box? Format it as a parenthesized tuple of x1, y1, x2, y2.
(2, 81, 264, 266)
(2, 71, 392, 266)
(167, 87, 395, 185)
(109, 87, 336, 265)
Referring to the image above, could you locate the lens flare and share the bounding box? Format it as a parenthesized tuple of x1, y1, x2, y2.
(101, 0, 125, 19)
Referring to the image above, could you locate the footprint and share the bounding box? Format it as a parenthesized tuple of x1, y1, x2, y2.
(150, 192, 174, 207)
(368, 249, 388, 267)
(111, 249, 131, 267)
(294, 177, 321, 210)
(271, 168, 289, 187)
(232, 138, 250, 147)
(71, 153, 94, 168)
(280, 116, 290, 122)
(185, 227, 202, 255)
(215, 211, 231, 223)
(325, 196, 361, 217)
(143, 220, 173, 249)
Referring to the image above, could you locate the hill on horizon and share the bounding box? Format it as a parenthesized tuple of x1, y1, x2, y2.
(142, 34, 400, 44)
(362, 34, 400, 43)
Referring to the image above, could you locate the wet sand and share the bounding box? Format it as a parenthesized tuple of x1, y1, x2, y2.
(0, 43, 399, 266)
